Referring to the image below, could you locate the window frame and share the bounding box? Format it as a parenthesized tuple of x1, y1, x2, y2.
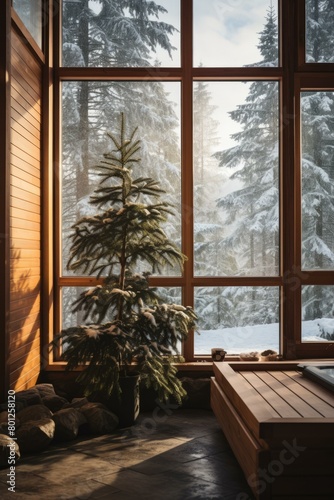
(51, 0, 334, 363)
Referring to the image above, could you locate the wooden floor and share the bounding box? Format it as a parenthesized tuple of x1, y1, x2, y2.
(211, 361, 334, 500)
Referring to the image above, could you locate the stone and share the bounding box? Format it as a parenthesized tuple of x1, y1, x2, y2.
(0, 411, 20, 434)
(52, 408, 87, 441)
(17, 404, 53, 424)
(15, 388, 43, 407)
(80, 403, 119, 434)
(16, 419, 55, 453)
(62, 397, 89, 409)
(42, 395, 68, 412)
(0, 434, 20, 468)
(34, 383, 56, 399)
(0, 412, 9, 424)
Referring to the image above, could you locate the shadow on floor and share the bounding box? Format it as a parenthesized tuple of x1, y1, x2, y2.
(0, 409, 255, 500)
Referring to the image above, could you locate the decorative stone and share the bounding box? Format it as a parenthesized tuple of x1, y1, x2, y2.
(0, 412, 9, 424)
(52, 408, 87, 441)
(0, 412, 20, 434)
(80, 403, 119, 434)
(0, 434, 20, 468)
(35, 383, 56, 399)
(16, 419, 55, 453)
(17, 404, 53, 424)
(15, 388, 43, 407)
(62, 397, 90, 409)
(42, 395, 68, 412)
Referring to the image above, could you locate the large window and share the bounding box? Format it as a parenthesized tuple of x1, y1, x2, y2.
(12, 0, 43, 48)
(54, 0, 334, 361)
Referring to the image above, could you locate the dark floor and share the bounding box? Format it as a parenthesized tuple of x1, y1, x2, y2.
(0, 409, 255, 500)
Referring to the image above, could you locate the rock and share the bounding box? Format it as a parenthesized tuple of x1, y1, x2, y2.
(80, 403, 119, 434)
(0, 412, 9, 424)
(35, 383, 56, 399)
(0, 434, 20, 468)
(52, 408, 87, 441)
(16, 419, 55, 453)
(42, 395, 68, 412)
(17, 405, 53, 424)
(15, 388, 43, 407)
(62, 397, 90, 409)
(0, 412, 20, 434)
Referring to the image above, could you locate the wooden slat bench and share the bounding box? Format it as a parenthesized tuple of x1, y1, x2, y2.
(211, 362, 334, 500)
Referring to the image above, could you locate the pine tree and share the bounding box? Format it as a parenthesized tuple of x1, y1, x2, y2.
(61, 2, 181, 277)
(211, 4, 280, 330)
(214, 5, 279, 277)
(212, 1, 334, 326)
(306, 0, 334, 63)
(302, 0, 334, 319)
(192, 80, 237, 332)
(53, 114, 197, 403)
(193, 79, 226, 277)
(62, 0, 176, 67)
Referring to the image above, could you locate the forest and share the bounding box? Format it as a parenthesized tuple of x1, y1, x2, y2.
(60, 0, 334, 352)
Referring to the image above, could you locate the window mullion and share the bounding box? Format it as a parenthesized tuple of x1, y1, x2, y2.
(281, 0, 300, 359)
(181, 0, 194, 360)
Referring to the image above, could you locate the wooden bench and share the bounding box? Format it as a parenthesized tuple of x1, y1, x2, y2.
(211, 362, 334, 500)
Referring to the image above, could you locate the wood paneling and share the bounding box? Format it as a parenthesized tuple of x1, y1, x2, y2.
(0, 0, 11, 401)
(9, 28, 42, 391)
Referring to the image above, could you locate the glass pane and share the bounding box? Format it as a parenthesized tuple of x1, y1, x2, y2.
(194, 81, 279, 277)
(62, 0, 180, 67)
(62, 287, 89, 330)
(193, 0, 278, 67)
(13, 0, 42, 48)
(194, 286, 280, 355)
(306, 0, 334, 63)
(301, 92, 334, 270)
(61, 81, 181, 277)
(302, 285, 334, 342)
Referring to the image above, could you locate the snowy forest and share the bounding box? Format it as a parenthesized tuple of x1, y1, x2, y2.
(60, 0, 334, 352)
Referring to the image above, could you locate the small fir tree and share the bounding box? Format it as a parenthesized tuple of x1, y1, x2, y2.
(53, 114, 197, 404)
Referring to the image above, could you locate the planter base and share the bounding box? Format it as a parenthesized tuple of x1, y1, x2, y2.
(109, 374, 140, 428)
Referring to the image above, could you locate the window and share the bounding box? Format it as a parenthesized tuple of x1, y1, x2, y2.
(54, 0, 334, 361)
(12, 0, 43, 48)
(305, 0, 334, 63)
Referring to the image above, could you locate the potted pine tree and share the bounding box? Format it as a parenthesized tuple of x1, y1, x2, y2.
(52, 114, 197, 426)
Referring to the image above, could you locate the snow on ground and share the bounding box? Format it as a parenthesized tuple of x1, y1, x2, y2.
(194, 319, 333, 355)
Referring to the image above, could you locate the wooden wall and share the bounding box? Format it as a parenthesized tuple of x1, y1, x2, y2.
(8, 27, 43, 391)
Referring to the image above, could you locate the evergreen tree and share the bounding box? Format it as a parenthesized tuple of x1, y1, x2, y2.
(306, 0, 334, 63)
(192, 80, 238, 331)
(210, 4, 280, 330)
(61, 2, 181, 278)
(62, 0, 176, 67)
(193, 80, 226, 277)
(214, 5, 279, 278)
(302, 0, 334, 319)
(53, 115, 197, 403)
(212, 1, 334, 327)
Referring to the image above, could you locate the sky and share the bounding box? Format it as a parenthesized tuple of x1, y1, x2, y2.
(152, 0, 278, 150)
(153, 0, 276, 67)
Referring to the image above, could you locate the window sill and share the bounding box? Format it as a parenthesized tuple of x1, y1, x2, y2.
(44, 357, 334, 373)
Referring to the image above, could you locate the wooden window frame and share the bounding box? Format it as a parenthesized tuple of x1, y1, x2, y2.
(49, 0, 334, 364)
